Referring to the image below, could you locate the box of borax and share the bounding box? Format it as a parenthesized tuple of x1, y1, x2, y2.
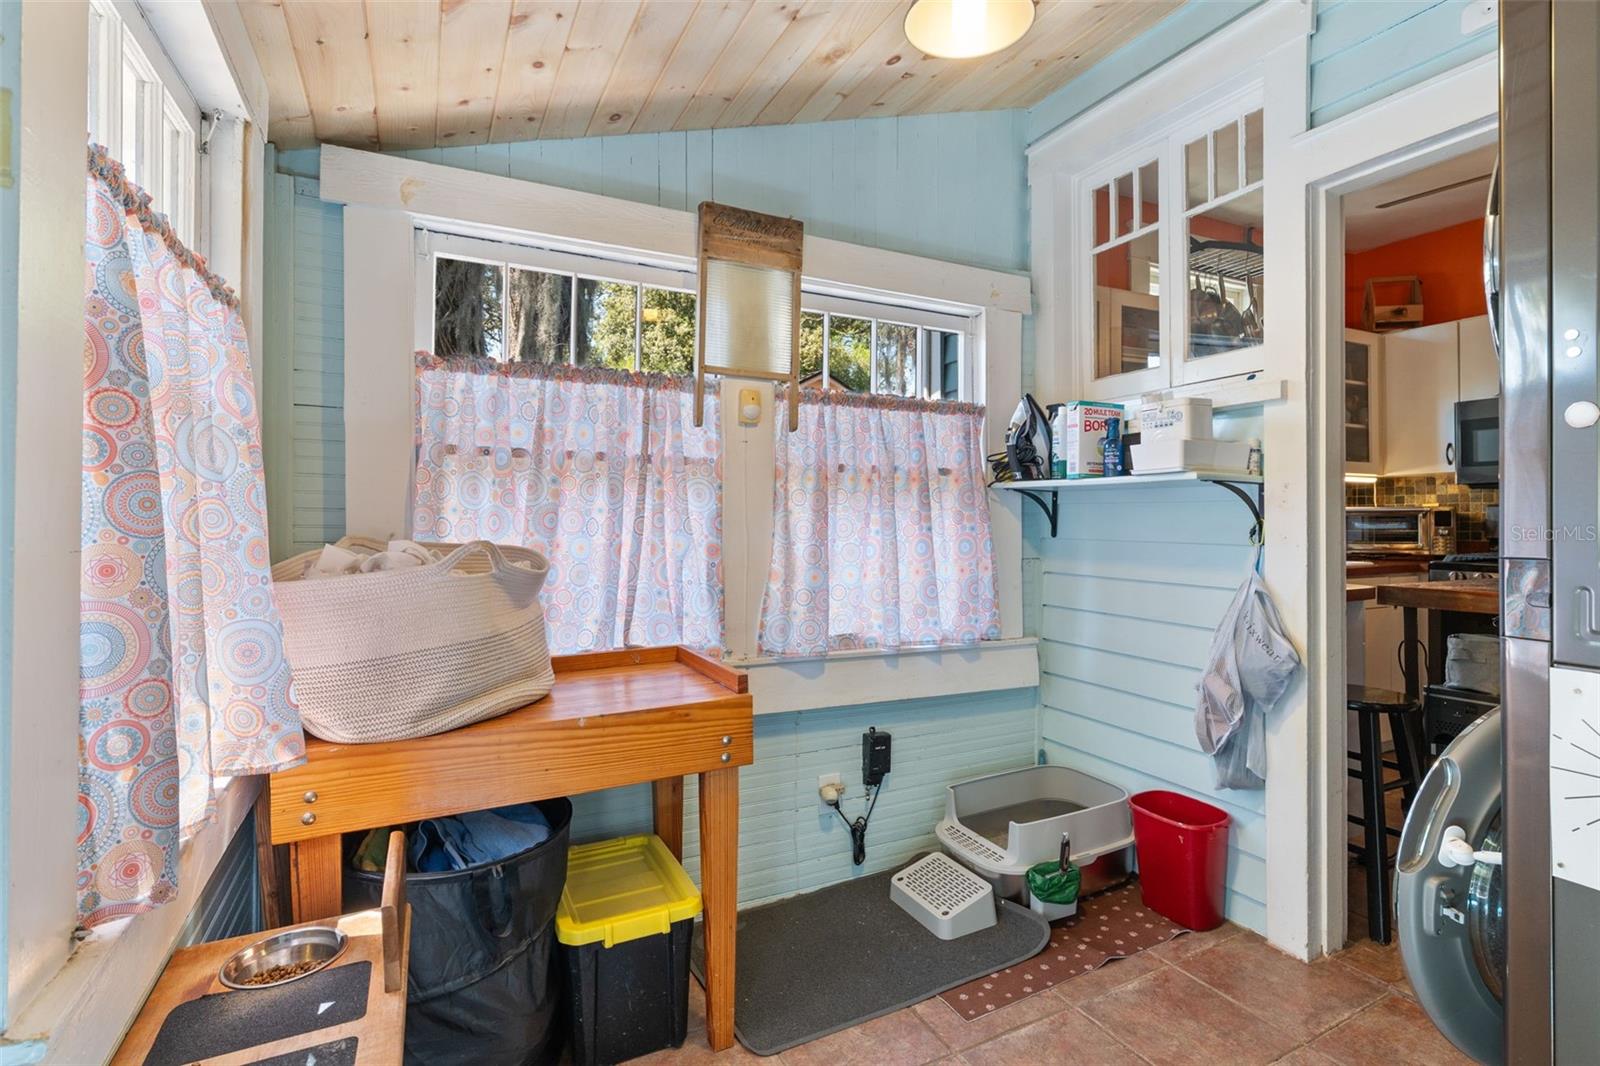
(1051, 401, 1125, 478)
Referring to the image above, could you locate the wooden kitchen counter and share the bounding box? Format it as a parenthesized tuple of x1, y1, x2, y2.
(1347, 584, 1377, 603)
(1374, 579, 1499, 709)
(1375, 579, 1499, 614)
(260, 645, 753, 1052)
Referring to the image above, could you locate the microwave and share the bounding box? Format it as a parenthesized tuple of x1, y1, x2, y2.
(1453, 397, 1499, 485)
(1346, 507, 1456, 556)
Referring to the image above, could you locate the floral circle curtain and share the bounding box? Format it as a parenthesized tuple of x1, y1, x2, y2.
(759, 390, 1001, 656)
(79, 148, 304, 926)
(412, 353, 723, 653)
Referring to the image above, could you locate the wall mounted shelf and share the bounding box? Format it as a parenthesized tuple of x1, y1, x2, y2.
(991, 470, 1264, 541)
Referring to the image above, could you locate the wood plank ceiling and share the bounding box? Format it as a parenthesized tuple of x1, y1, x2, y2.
(238, 0, 1180, 150)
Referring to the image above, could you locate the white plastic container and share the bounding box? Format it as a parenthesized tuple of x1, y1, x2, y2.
(1130, 438, 1250, 475)
(1028, 894, 1078, 922)
(936, 765, 1134, 902)
(1138, 396, 1213, 442)
(1445, 634, 1500, 696)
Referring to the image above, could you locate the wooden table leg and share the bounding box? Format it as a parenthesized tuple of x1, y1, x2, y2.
(288, 835, 344, 922)
(699, 766, 739, 1053)
(653, 777, 684, 859)
(1401, 606, 1420, 704)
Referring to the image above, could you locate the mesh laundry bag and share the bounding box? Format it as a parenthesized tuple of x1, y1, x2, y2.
(1195, 552, 1301, 789)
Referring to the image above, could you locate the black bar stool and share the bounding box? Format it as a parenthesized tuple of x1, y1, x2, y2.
(1346, 685, 1426, 944)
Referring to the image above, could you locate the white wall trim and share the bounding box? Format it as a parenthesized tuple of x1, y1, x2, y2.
(319, 145, 1032, 315)
(1289, 57, 1498, 959)
(2, 780, 259, 1064)
(5, 0, 87, 1027)
(745, 638, 1040, 715)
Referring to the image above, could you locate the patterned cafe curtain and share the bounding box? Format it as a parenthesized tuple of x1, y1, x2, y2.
(412, 353, 723, 653)
(78, 146, 304, 926)
(759, 389, 1001, 656)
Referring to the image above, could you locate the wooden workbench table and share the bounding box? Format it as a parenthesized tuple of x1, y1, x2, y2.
(259, 645, 754, 1052)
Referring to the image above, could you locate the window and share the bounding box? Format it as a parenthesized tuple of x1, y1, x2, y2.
(426, 233, 973, 400)
(1074, 100, 1265, 398)
(87, 0, 199, 245)
(1183, 109, 1264, 362)
(1091, 158, 1161, 383)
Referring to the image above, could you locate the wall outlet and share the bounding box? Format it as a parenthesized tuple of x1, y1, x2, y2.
(817, 772, 844, 806)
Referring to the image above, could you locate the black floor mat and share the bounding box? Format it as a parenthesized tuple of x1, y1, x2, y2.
(690, 865, 1049, 1056)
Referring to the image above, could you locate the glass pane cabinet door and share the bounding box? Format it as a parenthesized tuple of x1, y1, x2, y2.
(1344, 330, 1383, 474)
(1090, 159, 1163, 386)
(1182, 109, 1265, 376)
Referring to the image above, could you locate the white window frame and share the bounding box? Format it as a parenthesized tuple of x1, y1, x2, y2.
(1051, 76, 1268, 404)
(415, 229, 978, 400)
(87, 0, 200, 248)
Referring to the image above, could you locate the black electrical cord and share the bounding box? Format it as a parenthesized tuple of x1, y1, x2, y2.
(829, 782, 882, 866)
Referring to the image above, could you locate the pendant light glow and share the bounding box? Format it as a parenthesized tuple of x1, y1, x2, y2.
(904, 0, 1036, 60)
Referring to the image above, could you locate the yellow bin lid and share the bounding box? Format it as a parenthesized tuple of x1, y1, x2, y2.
(556, 834, 703, 948)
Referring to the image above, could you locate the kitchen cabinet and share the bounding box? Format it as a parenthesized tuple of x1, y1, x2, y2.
(1382, 321, 1459, 476)
(1344, 329, 1384, 476)
(1377, 316, 1496, 476)
(1457, 314, 1498, 401)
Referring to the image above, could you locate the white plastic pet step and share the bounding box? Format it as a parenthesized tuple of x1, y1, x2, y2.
(890, 853, 997, 940)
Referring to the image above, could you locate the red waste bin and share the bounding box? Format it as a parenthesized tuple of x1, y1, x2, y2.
(1130, 790, 1230, 931)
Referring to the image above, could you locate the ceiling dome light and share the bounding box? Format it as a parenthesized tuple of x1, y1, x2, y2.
(904, 0, 1036, 60)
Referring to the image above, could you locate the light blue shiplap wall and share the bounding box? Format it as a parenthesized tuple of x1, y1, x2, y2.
(1308, 0, 1496, 126)
(261, 112, 1039, 904)
(1029, 483, 1267, 930)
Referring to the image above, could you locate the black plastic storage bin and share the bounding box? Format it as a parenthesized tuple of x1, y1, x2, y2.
(345, 797, 572, 1066)
(563, 915, 694, 1065)
(556, 834, 703, 1066)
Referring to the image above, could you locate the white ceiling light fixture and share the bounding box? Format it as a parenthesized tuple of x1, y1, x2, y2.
(904, 0, 1037, 60)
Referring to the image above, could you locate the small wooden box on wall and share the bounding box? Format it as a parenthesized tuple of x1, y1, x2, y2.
(1362, 275, 1424, 331)
(694, 201, 804, 431)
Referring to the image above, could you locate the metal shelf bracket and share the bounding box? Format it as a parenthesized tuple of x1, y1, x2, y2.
(1210, 479, 1266, 545)
(1014, 488, 1060, 538)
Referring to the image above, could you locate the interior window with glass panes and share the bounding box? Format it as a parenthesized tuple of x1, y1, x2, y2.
(1090, 159, 1161, 382)
(1184, 109, 1263, 360)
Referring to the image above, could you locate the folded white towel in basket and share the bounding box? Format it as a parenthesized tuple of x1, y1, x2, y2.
(304, 539, 439, 580)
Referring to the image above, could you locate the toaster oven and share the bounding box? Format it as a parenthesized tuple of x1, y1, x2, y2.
(1346, 506, 1456, 556)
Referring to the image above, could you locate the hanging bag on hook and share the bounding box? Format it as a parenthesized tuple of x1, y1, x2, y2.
(1194, 549, 1302, 789)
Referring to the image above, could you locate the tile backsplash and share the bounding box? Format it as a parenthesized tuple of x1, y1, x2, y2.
(1345, 473, 1499, 548)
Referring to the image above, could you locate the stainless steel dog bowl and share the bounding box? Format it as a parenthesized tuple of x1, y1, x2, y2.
(218, 926, 348, 990)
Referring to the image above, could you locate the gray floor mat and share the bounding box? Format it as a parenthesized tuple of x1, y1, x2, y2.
(690, 865, 1050, 1056)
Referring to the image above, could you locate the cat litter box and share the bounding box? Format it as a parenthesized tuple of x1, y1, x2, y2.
(936, 765, 1134, 902)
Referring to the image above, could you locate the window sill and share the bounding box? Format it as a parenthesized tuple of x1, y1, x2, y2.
(729, 638, 1040, 714)
(2, 777, 260, 1064)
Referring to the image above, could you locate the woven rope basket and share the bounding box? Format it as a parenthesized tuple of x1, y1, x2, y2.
(271, 537, 555, 743)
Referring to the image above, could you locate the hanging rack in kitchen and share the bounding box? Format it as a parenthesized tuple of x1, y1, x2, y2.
(1188, 235, 1264, 283)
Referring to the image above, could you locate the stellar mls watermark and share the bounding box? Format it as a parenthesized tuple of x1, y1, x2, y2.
(1509, 524, 1599, 543)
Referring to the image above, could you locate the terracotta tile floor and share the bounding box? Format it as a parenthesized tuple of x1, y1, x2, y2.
(636, 779, 1462, 1064)
(644, 912, 1466, 1065)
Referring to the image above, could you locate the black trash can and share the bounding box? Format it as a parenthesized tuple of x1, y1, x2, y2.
(345, 797, 572, 1066)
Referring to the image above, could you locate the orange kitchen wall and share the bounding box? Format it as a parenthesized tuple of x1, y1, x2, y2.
(1345, 218, 1486, 328)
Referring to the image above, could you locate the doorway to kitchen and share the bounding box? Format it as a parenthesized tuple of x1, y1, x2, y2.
(1327, 126, 1501, 966)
